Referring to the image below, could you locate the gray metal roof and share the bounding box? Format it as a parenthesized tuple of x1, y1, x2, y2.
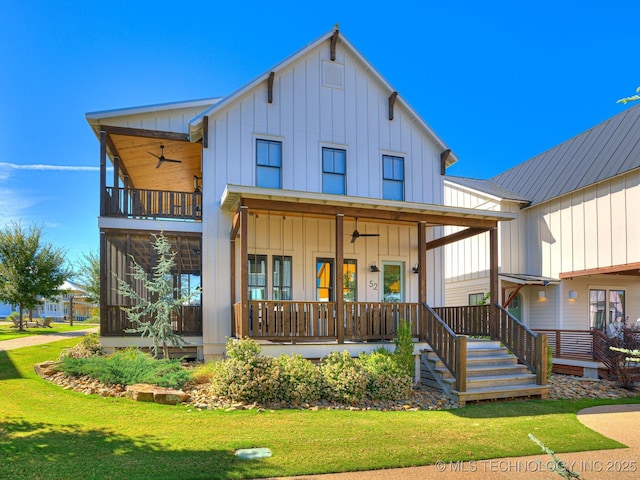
(444, 176, 530, 203)
(490, 103, 640, 206)
(499, 273, 560, 285)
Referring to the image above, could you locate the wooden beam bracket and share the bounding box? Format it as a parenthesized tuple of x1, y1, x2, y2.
(267, 72, 275, 104)
(440, 149, 451, 175)
(330, 27, 339, 61)
(203, 115, 209, 148)
(388, 91, 398, 120)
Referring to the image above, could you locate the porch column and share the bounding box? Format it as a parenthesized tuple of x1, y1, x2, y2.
(99, 130, 106, 217)
(418, 222, 427, 341)
(335, 214, 344, 343)
(230, 231, 236, 338)
(489, 226, 499, 339)
(240, 206, 249, 337)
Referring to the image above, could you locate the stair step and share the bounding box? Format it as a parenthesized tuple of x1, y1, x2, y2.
(452, 383, 548, 406)
(466, 364, 529, 376)
(466, 373, 536, 388)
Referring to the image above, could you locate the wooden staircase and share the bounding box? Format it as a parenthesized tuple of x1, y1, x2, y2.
(421, 338, 548, 406)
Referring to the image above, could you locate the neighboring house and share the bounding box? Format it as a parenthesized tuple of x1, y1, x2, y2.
(445, 102, 640, 377)
(0, 302, 15, 319)
(86, 28, 547, 403)
(37, 280, 97, 322)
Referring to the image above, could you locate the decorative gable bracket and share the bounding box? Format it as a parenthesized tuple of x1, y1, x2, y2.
(388, 91, 398, 120)
(267, 72, 275, 104)
(330, 27, 339, 61)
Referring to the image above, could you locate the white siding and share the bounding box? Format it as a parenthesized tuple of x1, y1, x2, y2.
(95, 105, 212, 134)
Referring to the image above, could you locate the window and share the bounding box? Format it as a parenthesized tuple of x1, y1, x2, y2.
(316, 258, 334, 301)
(272, 256, 292, 300)
(469, 293, 486, 306)
(322, 147, 346, 195)
(256, 139, 282, 189)
(343, 259, 357, 302)
(589, 288, 625, 332)
(248, 255, 267, 299)
(382, 155, 404, 200)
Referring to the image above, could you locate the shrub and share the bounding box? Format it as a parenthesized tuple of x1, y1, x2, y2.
(320, 351, 368, 404)
(275, 354, 323, 404)
(58, 347, 190, 389)
(59, 333, 104, 360)
(394, 320, 414, 377)
(225, 337, 261, 362)
(359, 351, 413, 400)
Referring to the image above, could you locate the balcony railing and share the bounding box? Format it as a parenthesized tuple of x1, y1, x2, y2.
(535, 329, 593, 360)
(102, 305, 202, 336)
(104, 187, 202, 221)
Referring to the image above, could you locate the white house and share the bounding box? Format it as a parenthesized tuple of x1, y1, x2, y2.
(444, 102, 640, 377)
(86, 28, 547, 403)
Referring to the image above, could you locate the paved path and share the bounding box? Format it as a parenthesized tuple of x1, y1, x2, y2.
(0, 327, 99, 351)
(271, 403, 640, 480)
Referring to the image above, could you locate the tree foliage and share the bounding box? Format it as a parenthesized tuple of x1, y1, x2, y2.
(617, 86, 640, 105)
(117, 233, 199, 358)
(74, 250, 100, 304)
(0, 222, 71, 331)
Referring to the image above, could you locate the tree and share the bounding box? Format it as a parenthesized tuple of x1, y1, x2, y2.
(0, 222, 71, 331)
(117, 233, 199, 358)
(74, 250, 100, 304)
(617, 86, 640, 104)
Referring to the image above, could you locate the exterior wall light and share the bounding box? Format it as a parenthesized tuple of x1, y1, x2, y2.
(538, 290, 547, 300)
(568, 291, 577, 300)
(370, 262, 380, 272)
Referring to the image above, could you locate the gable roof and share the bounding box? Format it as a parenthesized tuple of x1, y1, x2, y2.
(444, 176, 530, 204)
(187, 27, 459, 167)
(490, 103, 640, 206)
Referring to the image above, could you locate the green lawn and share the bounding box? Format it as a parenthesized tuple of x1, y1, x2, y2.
(0, 338, 638, 480)
(0, 324, 96, 341)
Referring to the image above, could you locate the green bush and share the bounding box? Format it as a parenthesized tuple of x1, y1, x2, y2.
(58, 347, 190, 389)
(209, 356, 281, 403)
(225, 336, 261, 362)
(59, 333, 104, 360)
(320, 351, 368, 404)
(359, 351, 413, 400)
(275, 354, 324, 404)
(394, 320, 414, 377)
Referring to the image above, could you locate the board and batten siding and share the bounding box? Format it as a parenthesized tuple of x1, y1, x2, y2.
(525, 169, 640, 279)
(201, 41, 447, 354)
(95, 105, 214, 134)
(443, 182, 522, 288)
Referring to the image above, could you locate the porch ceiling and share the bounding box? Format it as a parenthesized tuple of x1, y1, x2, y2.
(221, 184, 516, 228)
(106, 132, 202, 193)
(499, 273, 560, 285)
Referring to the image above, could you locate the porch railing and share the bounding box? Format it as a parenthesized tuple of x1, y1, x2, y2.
(423, 303, 467, 392)
(104, 187, 202, 221)
(432, 305, 490, 336)
(102, 305, 203, 336)
(496, 305, 547, 385)
(535, 329, 593, 360)
(233, 300, 422, 342)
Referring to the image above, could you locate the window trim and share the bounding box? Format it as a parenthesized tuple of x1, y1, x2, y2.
(255, 138, 283, 189)
(321, 146, 347, 195)
(272, 255, 292, 300)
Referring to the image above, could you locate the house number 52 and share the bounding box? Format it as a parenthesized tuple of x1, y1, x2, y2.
(368, 280, 378, 291)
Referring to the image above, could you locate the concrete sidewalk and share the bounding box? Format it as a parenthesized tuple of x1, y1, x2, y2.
(0, 326, 99, 351)
(272, 403, 640, 480)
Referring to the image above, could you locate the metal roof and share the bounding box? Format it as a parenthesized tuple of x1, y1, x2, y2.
(444, 176, 530, 203)
(499, 273, 560, 285)
(490, 103, 640, 206)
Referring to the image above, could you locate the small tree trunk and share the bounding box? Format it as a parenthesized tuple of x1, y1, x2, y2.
(18, 304, 25, 332)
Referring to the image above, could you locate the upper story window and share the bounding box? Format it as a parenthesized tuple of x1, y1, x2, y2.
(322, 147, 346, 195)
(256, 139, 282, 189)
(382, 155, 404, 201)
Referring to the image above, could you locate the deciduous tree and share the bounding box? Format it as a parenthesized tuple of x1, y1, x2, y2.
(0, 222, 71, 331)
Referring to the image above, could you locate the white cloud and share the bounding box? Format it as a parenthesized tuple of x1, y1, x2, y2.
(0, 162, 100, 172)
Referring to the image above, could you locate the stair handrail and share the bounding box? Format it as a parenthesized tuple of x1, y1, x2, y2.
(495, 304, 547, 385)
(422, 303, 467, 392)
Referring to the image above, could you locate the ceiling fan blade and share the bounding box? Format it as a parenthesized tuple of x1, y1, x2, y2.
(156, 160, 163, 168)
(359, 233, 380, 237)
(350, 235, 357, 243)
(162, 158, 182, 163)
(147, 150, 161, 160)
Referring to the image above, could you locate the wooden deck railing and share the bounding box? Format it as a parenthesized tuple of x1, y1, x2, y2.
(496, 305, 547, 385)
(102, 305, 202, 336)
(433, 305, 490, 336)
(535, 329, 593, 360)
(104, 187, 202, 221)
(233, 301, 422, 342)
(423, 303, 467, 392)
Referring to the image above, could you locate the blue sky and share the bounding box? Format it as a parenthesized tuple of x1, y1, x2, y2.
(1, 1, 639, 267)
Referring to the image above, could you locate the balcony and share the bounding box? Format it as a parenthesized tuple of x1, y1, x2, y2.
(104, 187, 202, 221)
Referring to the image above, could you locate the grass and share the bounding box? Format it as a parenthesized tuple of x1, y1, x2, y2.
(0, 338, 638, 479)
(0, 323, 96, 341)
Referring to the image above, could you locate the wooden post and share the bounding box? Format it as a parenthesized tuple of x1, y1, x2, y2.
(240, 206, 249, 338)
(455, 335, 467, 392)
(489, 226, 499, 339)
(535, 333, 548, 385)
(99, 130, 107, 217)
(418, 222, 427, 340)
(335, 214, 344, 343)
(230, 236, 236, 337)
(99, 231, 107, 335)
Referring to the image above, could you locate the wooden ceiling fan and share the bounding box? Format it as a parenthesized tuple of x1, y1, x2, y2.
(349, 218, 380, 243)
(148, 145, 182, 168)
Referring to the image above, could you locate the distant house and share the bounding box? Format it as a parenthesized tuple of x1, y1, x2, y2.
(86, 27, 548, 404)
(445, 103, 640, 377)
(37, 280, 97, 322)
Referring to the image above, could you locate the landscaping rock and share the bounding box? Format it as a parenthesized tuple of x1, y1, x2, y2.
(34, 361, 60, 377)
(125, 384, 188, 405)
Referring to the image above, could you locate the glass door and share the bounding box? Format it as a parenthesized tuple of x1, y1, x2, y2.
(589, 288, 625, 332)
(382, 262, 404, 303)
